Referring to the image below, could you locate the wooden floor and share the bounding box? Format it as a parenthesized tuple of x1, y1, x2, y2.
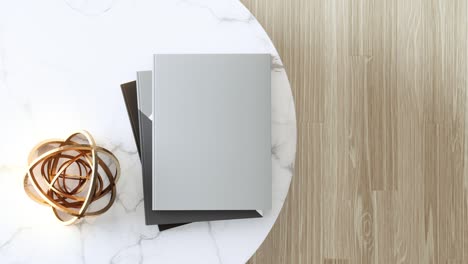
(242, 0, 468, 263)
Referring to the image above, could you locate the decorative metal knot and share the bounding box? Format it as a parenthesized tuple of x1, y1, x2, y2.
(24, 131, 120, 225)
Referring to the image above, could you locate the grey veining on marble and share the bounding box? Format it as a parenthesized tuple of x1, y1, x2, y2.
(178, 0, 255, 24)
(64, 0, 115, 16)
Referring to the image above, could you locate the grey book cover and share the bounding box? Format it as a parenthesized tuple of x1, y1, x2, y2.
(153, 54, 272, 210)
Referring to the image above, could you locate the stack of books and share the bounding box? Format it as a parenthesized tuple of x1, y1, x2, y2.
(121, 54, 271, 231)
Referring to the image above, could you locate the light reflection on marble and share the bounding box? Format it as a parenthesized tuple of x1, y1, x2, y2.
(0, 0, 296, 263)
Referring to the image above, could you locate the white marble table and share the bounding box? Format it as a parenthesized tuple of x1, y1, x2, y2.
(0, 1, 296, 263)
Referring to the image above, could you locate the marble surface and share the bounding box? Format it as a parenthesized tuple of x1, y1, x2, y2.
(0, 0, 296, 263)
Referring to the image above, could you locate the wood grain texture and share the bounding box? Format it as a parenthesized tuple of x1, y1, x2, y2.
(241, 0, 468, 263)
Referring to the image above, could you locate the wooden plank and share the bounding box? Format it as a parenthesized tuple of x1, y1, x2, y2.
(394, 1, 433, 262)
(373, 191, 395, 263)
(349, 0, 373, 55)
(347, 56, 374, 264)
(367, 0, 397, 191)
(324, 259, 349, 264)
(432, 0, 466, 262)
(321, 0, 352, 261)
(423, 123, 438, 263)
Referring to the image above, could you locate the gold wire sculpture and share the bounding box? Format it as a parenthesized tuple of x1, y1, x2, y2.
(23, 131, 120, 225)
